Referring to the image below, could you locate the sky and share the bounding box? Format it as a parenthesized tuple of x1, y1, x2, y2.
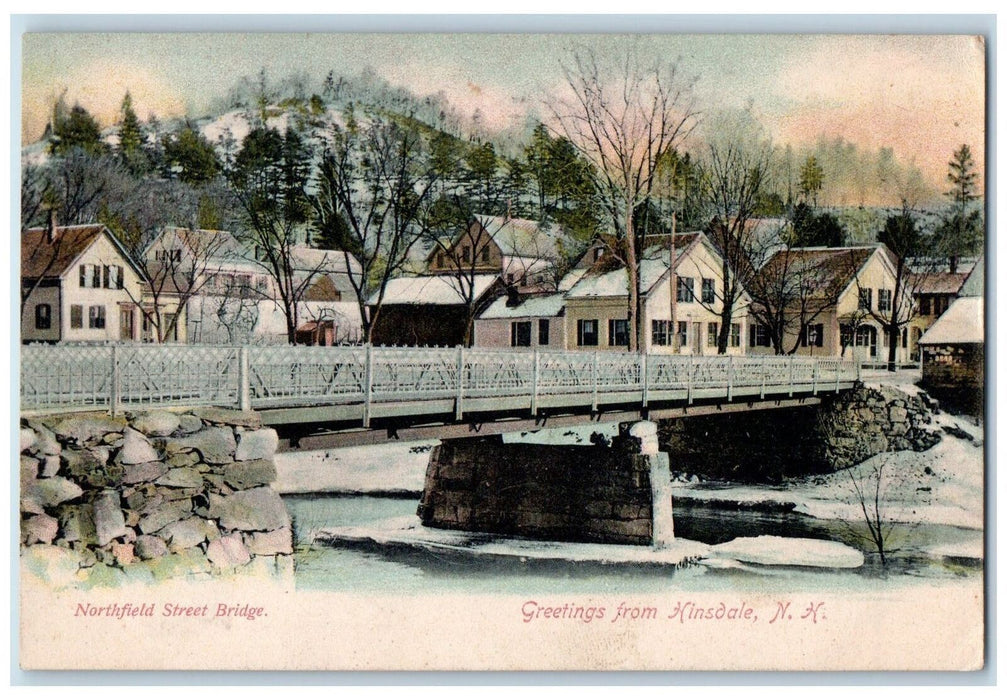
(20, 32, 985, 193)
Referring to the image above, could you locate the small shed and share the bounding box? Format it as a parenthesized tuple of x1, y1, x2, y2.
(918, 296, 984, 405)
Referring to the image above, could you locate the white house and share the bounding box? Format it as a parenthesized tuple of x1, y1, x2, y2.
(21, 224, 147, 343)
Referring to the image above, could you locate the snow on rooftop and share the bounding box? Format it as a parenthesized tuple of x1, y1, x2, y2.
(479, 292, 566, 320)
(566, 252, 673, 299)
(372, 274, 499, 306)
(919, 297, 984, 345)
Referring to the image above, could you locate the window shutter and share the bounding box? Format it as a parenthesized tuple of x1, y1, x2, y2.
(815, 324, 824, 348)
(749, 325, 756, 347)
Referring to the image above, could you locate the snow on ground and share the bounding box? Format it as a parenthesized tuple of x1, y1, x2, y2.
(319, 517, 711, 567)
(676, 420, 983, 531)
(709, 535, 864, 568)
(273, 439, 436, 494)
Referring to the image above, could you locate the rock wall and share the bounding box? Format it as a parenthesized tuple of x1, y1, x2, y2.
(417, 425, 664, 546)
(20, 407, 292, 588)
(659, 382, 942, 481)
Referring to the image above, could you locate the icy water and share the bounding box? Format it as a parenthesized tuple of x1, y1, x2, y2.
(284, 494, 983, 594)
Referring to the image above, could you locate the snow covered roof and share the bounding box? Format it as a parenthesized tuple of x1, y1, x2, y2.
(479, 292, 566, 320)
(370, 274, 499, 306)
(959, 256, 984, 297)
(919, 297, 984, 345)
(557, 268, 588, 291)
(473, 215, 568, 259)
(565, 235, 703, 300)
(291, 244, 362, 276)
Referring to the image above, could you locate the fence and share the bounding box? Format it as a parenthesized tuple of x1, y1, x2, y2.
(21, 344, 860, 417)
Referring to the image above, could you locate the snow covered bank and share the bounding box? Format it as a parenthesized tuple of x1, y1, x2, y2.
(273, 440, 436, 495)
(708, 535, 864, 568)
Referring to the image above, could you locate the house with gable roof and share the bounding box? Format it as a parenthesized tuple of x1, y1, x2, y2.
(561, 231, 751, 354)
(21, 223, 148, 343)
(747, 244, 914, 363)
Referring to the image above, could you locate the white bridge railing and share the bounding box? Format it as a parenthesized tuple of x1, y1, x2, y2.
(20, 344, 859, 418)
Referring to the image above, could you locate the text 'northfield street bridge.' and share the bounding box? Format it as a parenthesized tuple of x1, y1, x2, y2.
(20, 345, 860, 448)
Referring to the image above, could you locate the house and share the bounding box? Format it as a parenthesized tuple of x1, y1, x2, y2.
(21, 223, 148, 343)
(145, 228, 363, 344)
(918, 296, 983, 413)
(426, 214, 573, 291)
(368, 274, 503, 347)
(905, 259, 976, 358)
(562, 232, 750, 354)
(747, 245, 914, 363)
(473, 291, 567, 349)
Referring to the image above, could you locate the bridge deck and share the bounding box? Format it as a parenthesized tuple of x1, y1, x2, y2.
(21, 345, 858, 442)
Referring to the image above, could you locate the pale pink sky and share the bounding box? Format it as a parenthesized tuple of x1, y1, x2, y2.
(22, 33, 985, 194)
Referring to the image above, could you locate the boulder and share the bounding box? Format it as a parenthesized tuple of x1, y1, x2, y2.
(58, 504, 96, 543)
(23, 514, 59, 545)
(206, 533, 251, 568)
(134, 535, 169, 560)
(156, 468, 204, 489)
(234, 429, 278, 461)
(62, 446, 122, 488)
(177, 414, 203, 435)
(40, 455, 61, 478)
(26, 421, 61, 456)
(889, 406, 909, 424)
(160, 517, 215, 553)
(93, 490, 129, 546)
(110, 542, 135, 567)
(167, 451, 200, 468)
(20, 427, 36, 452)
(121, 461, 169, 485)
(193, 407, 261, 429)
(243, 526, 293, 556)
(20, 455, 39, 485)
(138, 498, 193, 535)
(222, 460, 277, 489)
(170, 427, 236, 465)
(119, 428, 159, 465)
(130, 411, 180, 437)
(51, 415, 126, 445)
(208, 487, 288, 532)
(25, 476, 83, 508)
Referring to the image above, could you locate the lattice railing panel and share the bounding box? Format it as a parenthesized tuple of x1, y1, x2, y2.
(595, 352, 642, 390)
(249, 346, 365, 405)
(370, 347, 457, 400)
(464, 349, 534, 397)
(118, 346, 239, 407)
(537, 351, 596, 394)
(21, 345, 113, 411)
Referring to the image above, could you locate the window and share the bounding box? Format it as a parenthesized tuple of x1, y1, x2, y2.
(156, 248, 182, 263)
(858, 288, 873, 310)
(70, 305, 83, 329)
(707, 322, 718, 347)
(88, 305, 106, 330)
(538, 319, 550, 346)
(103, 265, 124, 289)
(920, 296, 931, 315)
(34, 304, 51, 330)
(840, 324, 853, 348)
(730, 323, 741, 348)
(651, 320, 671, 346)
(855, 325, 873, 347)
(79, 264, 100, 288)
(701, 278, 715, 304)
(592, 246, 604, 262)
(750, 324, 771, 348)
(480, 246, 490, 263)
(461, 245, 471, 263)
(436, 253, 445, 268)
(608, 319, 629, 347)
(801, 323, 824, 348)
(676, 277, 695, 302)
(677, 321, 688, 347)
(878, 289, 892, 312)
(902, 327, 907, 348)
(577, 319, 599, 346)
(511, 321, 532, 347)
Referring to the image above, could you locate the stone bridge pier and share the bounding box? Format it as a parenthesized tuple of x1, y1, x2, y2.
(417, 421, 674, 548)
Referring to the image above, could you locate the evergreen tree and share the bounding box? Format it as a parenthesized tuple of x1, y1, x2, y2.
(51, 103, 106, 156)
(162, 124, 221, 185)
(790, 202, 845, 247)
(798, 155, 824, 206)
(117, 92, 148, 173)
(935, 144, 983, 257)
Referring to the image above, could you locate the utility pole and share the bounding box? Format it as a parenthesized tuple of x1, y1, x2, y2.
(669, 210, 678, 352)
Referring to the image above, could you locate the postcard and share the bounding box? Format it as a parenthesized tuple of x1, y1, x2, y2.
(16, 26, 986, 672)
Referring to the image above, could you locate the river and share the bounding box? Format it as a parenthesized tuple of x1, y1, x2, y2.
(283, 493, 982, 595)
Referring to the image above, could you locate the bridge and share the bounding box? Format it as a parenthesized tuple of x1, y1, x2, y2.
(20, 344, 860, 448)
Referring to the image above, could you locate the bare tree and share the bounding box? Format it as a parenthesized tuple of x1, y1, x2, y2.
(841, 453, 922, 568)
(552, 42, 698, 351)
(696, 133, 774, 353)
(311, 109, 443, 343)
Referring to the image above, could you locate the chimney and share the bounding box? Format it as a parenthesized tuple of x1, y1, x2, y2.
(47, 208, 59, 243)
(506, 198, 512, 222)
(949, 256, 959, 274)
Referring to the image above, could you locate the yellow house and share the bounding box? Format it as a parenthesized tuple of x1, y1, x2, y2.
(748, 245, 914, 363)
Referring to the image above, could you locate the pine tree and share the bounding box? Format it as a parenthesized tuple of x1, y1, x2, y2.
(936, 144, 983, 257)
(51, 103, 106, 156)
(117, 91, 147, 173)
